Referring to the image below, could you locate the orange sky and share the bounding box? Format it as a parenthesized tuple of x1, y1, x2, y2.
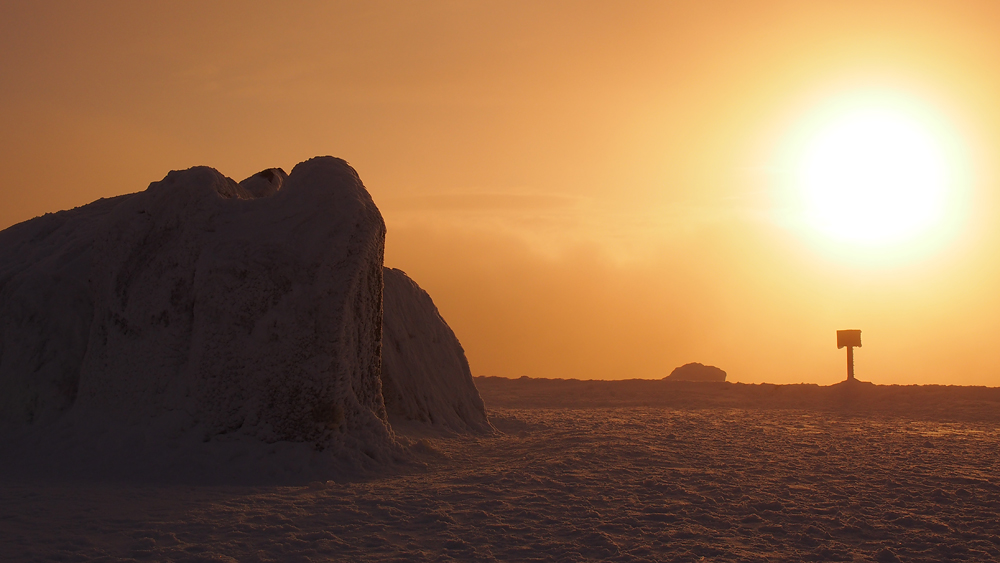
(2, 1, 1000, 385)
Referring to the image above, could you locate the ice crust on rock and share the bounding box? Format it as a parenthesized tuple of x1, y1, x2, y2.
(239, 167, 287, 198)
(77, 158, 390, 449)
(381, 267, 490, 433)
(0, 195, 130, 426)
(0, 157, 406, 480)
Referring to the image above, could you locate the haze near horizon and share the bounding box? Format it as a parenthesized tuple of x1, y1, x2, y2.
(2, 1, 999, 385)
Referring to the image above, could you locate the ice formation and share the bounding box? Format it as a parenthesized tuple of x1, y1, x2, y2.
(664, 362, 727, 382)
(381, 267, 490, 432)
(0, 156, 487, 481)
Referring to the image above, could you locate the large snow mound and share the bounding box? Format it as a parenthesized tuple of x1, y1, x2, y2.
(0, 157, 402, 480)
(381, 267, 490, 433)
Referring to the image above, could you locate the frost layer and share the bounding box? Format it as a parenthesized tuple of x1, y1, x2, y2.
(0, 157, 393, 458)
(381, 268, 490, 432)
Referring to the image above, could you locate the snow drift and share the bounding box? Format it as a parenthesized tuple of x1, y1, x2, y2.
(0, 156, 487, 482)
(381, 267, 490, 433)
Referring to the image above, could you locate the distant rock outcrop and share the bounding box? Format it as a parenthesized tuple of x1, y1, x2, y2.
(0, 156, 489, 481)
(381, 267, 490, 433)
(664, 363, 727, 382)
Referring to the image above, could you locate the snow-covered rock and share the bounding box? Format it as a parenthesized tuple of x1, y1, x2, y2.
(0, 156, 496, 482)
(78, 157, 390, 447)
(239, 167, 287, 198)
(0, 157, 399, 479)
(381, 268, 490, 433)
(0, 195, 129, 427)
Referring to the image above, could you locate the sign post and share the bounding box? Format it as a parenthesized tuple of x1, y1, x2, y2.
(837, 330, 862, 381)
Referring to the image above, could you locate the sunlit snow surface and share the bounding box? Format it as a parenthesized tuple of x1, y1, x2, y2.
(3, 408, 998, 562)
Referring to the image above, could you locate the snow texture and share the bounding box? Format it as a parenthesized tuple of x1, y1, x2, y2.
(3, 408, 998, 561)
(381, 267, 490, 433)
(0, 157, 412, 480)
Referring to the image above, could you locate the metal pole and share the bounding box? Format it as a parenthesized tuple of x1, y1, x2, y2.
(847, 346, 855, 381)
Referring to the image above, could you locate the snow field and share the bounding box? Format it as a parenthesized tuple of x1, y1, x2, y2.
(2, 407, 998, 562)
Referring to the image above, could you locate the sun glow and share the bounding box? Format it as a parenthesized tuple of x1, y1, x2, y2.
(780, 92, 968, 258)
(799, 109, 947, 244)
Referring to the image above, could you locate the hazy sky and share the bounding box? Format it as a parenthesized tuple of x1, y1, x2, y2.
(3, 1, 1000, 385)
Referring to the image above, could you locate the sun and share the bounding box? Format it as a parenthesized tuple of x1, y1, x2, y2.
(775, 90, 971, 257)
(796, 106, 950, 245)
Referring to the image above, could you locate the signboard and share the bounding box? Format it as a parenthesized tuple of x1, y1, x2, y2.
(837, 329, 861, 349)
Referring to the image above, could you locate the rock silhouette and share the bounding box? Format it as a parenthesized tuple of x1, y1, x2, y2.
(664, 362, 727, 382)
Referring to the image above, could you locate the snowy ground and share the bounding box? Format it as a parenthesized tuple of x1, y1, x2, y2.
(3, 407, 999, 562)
